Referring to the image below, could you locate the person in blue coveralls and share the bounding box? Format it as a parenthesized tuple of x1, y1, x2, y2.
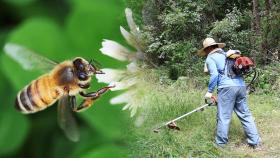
(197, 37, 261, 149)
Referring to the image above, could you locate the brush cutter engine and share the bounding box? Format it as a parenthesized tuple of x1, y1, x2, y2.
(225, 56, 255, 78)
(223, 51, 259, 93)
(232, 56, 255, 76)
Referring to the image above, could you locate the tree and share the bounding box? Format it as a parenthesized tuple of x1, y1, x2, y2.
(261, 0, 273, 63)
(252, 0, 261, 35)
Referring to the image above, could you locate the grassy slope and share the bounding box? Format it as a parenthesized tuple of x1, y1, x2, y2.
(128, 70, 280, 158)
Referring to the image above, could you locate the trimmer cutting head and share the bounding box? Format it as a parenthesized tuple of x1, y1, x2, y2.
(153, 121, 180, 133)
(167, 122, 180, 130)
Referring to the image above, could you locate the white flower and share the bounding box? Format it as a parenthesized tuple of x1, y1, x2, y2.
(122, 98, 141, 117)
(110, 91, 133, 104)
(98, 8, 144, 117)
(126, 62, 139, 73)
(125, 8, 139, 34)
(110, 90, 141, 117)
(95, 68, 124, 83)
(120, 26, 138, 50)
(134, 115, 145, 127)
(110, 77, 137, 91)
(100, 40, 135, 61)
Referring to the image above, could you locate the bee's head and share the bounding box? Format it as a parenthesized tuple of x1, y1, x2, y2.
(73, 57, 104, 81)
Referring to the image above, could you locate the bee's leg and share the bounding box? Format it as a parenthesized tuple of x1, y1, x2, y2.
(73, 98, 94, 112)
(79, 85, 114, 99)
(69, 96, 77, 110)
(78, 83, 90, 89)
(73, 86, 114, 112)
(68, 95, 90, 112)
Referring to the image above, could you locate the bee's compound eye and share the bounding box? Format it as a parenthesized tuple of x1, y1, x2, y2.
(78, 64, 84, 70)
(78, 73, 88, 81)
(73, 58, 85, 70)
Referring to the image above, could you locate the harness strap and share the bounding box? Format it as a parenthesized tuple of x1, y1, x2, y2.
(215, 50, 227, 75)
(217, 50, 239, 78)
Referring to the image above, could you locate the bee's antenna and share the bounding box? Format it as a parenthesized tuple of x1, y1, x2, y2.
(90, 58, 102, 68)
(88, 59, 93, 65)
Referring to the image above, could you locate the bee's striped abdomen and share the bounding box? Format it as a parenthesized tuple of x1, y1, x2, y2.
(16, 84, 38, 113)
(15, 76, 62, 114)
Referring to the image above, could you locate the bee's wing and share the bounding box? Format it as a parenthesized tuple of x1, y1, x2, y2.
(57, 96, 80, 142)
(3, 43, 57, 72)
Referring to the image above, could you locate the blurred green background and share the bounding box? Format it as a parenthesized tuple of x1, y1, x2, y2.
(0, 0, 132, 157)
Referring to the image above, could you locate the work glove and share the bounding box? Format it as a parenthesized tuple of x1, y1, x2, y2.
(204, 92, 212, 99)
(204, 92, 217, 105)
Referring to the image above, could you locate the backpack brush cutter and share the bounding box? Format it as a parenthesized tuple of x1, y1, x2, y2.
(153, 96, 217, 133)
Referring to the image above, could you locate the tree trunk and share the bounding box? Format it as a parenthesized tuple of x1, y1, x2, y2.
(252, 0, 262, 62)
(262, 0, 273, 63)
(252, 0, 261, 35)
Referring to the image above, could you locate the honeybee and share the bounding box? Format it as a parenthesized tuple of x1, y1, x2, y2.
(4, 43, 115, 142)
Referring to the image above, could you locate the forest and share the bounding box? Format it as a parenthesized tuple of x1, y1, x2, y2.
(0, 0, 279, 158)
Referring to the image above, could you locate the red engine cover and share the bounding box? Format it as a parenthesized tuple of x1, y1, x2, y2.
(235, 57, 254, 67)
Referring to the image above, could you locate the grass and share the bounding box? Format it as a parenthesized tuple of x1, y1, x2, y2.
(128, 69, 280, 158)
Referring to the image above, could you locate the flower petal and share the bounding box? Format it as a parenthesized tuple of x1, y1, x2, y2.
(111, 89, 141, 117)
(110, 82, 129, 91)
(100, 39, 131, 61)
(110, 92, 132, 104)
(134, 115, 145, 127)
(125, 8, 139, 34)
(126, 62, 139, 73)
(130, 107, 137, 117)
(120, 26, 138, 49)
(122, 103, 131, 110)
(95, 68, 124, 83)
(110, 77, 137, 91)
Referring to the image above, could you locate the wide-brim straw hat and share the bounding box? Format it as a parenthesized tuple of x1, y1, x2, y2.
(197, 38, 226, 56)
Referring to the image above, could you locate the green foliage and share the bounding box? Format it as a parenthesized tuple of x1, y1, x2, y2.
(208, 6, 280, 93)
(137, 1, 259, 80)
(3, 0, 37, 6)
(209, 8, 253, 54)
(0, 70, 30, 157)
(0, 108, 29, 156)
(2, 18, 72, 89)
(133, 0, 279, 83)
(261, 0, 280, 61)
(133, 0, 279, 92)
(157, 1, 205, 41)
(123, 0, 146, 25)
(255, 62, 280, 95)
(140, 0, 208, 79)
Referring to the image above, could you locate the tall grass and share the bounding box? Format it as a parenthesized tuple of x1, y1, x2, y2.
(128, 69, 280, 158)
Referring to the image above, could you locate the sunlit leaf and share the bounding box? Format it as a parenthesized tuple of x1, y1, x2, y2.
(0, 108, 30, 156)
(66, 0, 126, 69)
(1, 18, 73, 90)
(0, 69, 30, 156)
(3, 0, 37, 6)
(81, 91, 129, 140)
